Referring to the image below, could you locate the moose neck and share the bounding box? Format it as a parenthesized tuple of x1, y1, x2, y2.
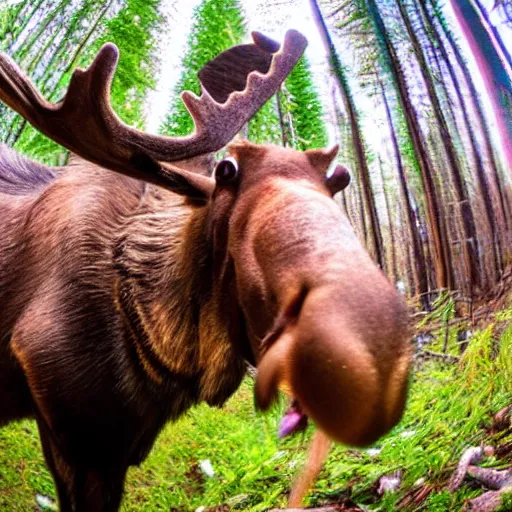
(114, 188, 247, 408)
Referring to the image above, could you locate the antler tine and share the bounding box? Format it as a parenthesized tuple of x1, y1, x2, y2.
(0, 30, 307, 191)
(0, 51, 53, 120)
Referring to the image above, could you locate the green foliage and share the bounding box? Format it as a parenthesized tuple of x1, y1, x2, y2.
(0, 0, 21, 49)
(280, 55, 328, 150)
(498, 490, 512, 511)
(159, 0, 245, 136)
(2, 0, 162, 164)
(416, 292, 457, 351)
(248, 56, 328, 149)
(395, 104, 421, 178)
(87, 0, 162, 128)
(247, 97, 282, 145)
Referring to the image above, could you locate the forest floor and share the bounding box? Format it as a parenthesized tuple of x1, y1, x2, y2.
(0, 299, 511, 512)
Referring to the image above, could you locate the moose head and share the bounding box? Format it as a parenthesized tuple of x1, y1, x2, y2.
(0, 30, 410, 511)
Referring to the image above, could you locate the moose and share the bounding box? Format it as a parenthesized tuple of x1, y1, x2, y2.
(0, 30, 410, 511)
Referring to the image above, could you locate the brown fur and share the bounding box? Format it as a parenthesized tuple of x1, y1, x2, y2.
(0, 140, 410, 511)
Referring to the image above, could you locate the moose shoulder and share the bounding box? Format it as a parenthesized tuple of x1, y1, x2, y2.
(0, 31, 410, 512)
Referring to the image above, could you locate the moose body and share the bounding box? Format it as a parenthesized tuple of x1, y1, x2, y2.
(0, 31, 411, 511)
(0, 152, 248, 506)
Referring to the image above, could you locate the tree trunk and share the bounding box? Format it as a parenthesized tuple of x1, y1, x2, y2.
(419, 0, 503, 282)
(378, 157, 398, 281)
(428, 0, 511, 232)
(473, 0, 512, 70)
(379, 78, 430, 306)
(397, 0, 480, 293)
(309, 0, 385, 269)
(430, 0, 512, 231)
(365, 0, 453, 291)
(13, 0, 69, 64)
(448, 0, 512, 168)
(4, 0, 45, 52)
(276, 88, 289, 147)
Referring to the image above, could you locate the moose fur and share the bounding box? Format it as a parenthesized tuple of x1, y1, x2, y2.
(0, 145, 248, 510)
(0, 140, 410, 511)
(0, 30, 410, 512)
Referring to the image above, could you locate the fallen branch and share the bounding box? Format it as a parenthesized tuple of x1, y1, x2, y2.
(268, 508, 339, 512)
(449, 445, 512, 511)
(268, 507, 352, 512)
(416, 350, 460, 364)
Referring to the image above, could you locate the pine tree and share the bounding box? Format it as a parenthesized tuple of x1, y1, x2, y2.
(280, 55, 328, 150)
(159, 0, 245, 137)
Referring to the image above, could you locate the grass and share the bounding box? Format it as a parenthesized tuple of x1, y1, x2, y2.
(0, 307, 511, 511)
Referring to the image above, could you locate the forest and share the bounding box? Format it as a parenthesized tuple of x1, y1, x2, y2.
(0, 0, 511, 511)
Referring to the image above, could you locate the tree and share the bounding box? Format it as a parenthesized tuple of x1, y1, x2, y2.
(364, 0, 458, 292)
(419, 0, 505, 282)
(280, 55, 328, 150)
(379, 77, 430, 303)
(426, 0, 510, 231)
(309, 0, 385, 269)
(448, 0, 512, 168)
(396, 0, 481, 292)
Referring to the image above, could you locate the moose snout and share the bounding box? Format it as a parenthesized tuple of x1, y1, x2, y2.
(255, 284, 411, 447)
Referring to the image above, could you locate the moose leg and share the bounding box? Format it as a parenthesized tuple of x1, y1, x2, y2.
(37, 418, 128, 512)
(72, 467, 128, 512)
(37, 418, 74, 512)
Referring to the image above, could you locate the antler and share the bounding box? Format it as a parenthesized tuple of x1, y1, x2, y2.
(0, 30, 307, 192)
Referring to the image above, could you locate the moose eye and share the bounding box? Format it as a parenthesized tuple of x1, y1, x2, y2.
(214, 157, 239, 184)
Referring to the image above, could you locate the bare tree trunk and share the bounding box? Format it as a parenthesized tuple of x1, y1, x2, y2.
(365, 0, 454, 290)
(397, 0, 480, 293)
(473, 0, 512, 70)
(4, 0, 45, 52)
(13, 0, 69, 64)
(419, 0, 503, 283)
(309, 0, 385, 268)
(448, 0, 512, 168)
(428, 0, 511, 233)
(379, 78, 430, 307)
(378, 157, 398, 282)
(276, 88, 289, 147)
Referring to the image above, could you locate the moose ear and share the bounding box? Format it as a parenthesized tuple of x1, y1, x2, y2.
(305, 145, 339, 175)
(325, 164, 351, 196)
